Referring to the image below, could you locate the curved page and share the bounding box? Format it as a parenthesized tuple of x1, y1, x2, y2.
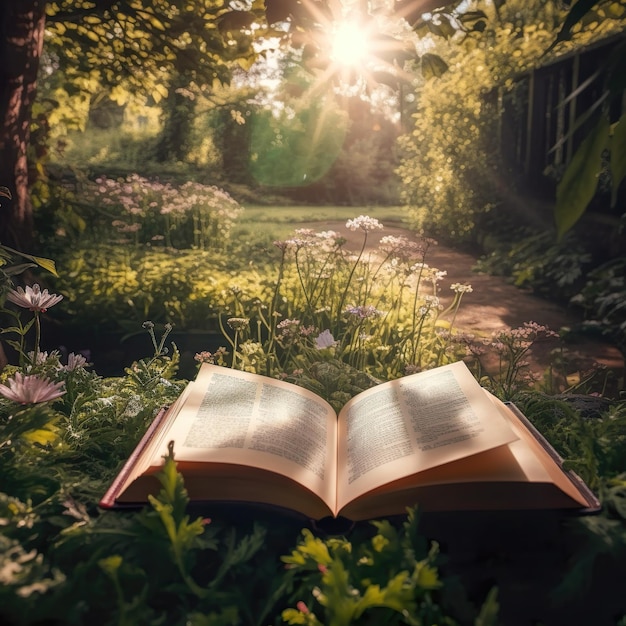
(336, 361, 519, 512)
(142, 365, 338, 514)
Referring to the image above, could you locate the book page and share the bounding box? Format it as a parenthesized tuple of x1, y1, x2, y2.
(336, 361, 519, 511)
(144, 364, 338, 512)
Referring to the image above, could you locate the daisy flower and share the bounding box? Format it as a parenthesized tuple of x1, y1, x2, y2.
(5, 284, 63, 313)
(0, 373, 65, 404)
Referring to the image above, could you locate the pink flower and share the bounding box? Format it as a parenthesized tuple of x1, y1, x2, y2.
(5, 284, 63, 313)
(296, 601, 309, 614)
(0, 373, 65, 405)
(194, 351, 215, 364)
(64, 353, 88, 371)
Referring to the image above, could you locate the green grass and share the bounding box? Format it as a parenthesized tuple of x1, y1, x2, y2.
(233, 204, 410, 241)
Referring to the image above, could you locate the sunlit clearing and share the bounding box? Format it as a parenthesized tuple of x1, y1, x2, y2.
(331, 20, 370, 67)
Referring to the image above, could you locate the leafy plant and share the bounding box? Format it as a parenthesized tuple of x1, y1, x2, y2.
(516, 393, 626, 491)
(0, 187, 58, 296)
(280, 508, 498, 626)
(2, 255, 626, 625)
(546, 2, 626, 238)
(572, 257, 626, 358)
(475, 230, 592, 300)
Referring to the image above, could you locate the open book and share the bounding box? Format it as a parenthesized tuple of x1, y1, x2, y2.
(100, 361, 600, 520)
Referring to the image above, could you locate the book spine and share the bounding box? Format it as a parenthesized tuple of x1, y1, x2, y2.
(98, 406, 170, 509)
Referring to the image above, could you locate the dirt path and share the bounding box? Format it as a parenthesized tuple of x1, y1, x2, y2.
(298, 219, 624, 382)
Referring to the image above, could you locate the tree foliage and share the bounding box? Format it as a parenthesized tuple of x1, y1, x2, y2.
(44, 0, 266, 91)
(2, 0, 467, 250)
(0, 0, 269, 250)
(396, 0, 626, 243)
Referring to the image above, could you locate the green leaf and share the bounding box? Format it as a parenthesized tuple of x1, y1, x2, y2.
(317, 559, 356, 624)
(281, 608, 308, 624)
(98, 554, 123, 577)
(0, 245, 58, 277)
(4, 262, 37, 276)
(209, 524, 266, 589)
(432, 15, 457, 39)
(475, 587, 499, 626)
(151, 441, 194, 526)
(607, 484, 626, 520)
(355, 571, 415, 616)
(23, 427, 59, 445)
(413, 560, 441, 590)
(148, 15, 166, 31)
(546, 0, 600, 52)
(610, 114, 626, 207)
(281, 528, 333, 568)
(142, 443, 210, 597)
(555, 115, 610, 240)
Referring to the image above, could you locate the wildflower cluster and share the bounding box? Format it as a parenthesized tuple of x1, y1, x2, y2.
(458, 322, 561, 398)
(0, 283, 94, 408)
(91, 175, 243, 249)
(211, 216, 475, 389)
(194, 348, 228, 366)
(345, 215, 383, 231)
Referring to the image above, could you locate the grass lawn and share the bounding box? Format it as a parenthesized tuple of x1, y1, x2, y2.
(233, 204, 410, 240)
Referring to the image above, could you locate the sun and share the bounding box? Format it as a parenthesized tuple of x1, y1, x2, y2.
(290, 2, 415, 96)
(330, 19, 371, 68)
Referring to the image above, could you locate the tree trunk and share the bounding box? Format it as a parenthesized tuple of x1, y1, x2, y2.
(0, 0, 46, 251)
(155, 69, 196, 163)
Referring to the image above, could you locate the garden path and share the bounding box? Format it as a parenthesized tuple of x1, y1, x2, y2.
(298, 218, 624, 385)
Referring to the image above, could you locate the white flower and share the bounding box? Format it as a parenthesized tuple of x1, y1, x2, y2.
(345, 215, 383, 231)
(450, 283, 473, 294)
(227, 317, 250, 331)
(26, 351, 52, 365)
(345, 305, 384, 319)
(315, 330, 337, 349)
(0, 373, 65, 405)
(5, 284, 63, 313)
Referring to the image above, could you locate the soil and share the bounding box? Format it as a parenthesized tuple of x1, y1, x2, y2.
(298, 219, 625, 389)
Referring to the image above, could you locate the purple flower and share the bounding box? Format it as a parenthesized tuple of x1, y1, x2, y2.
(315, 330, 337, 349)
(5, 284, 63, 313)
(0, 373, 65, 405)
